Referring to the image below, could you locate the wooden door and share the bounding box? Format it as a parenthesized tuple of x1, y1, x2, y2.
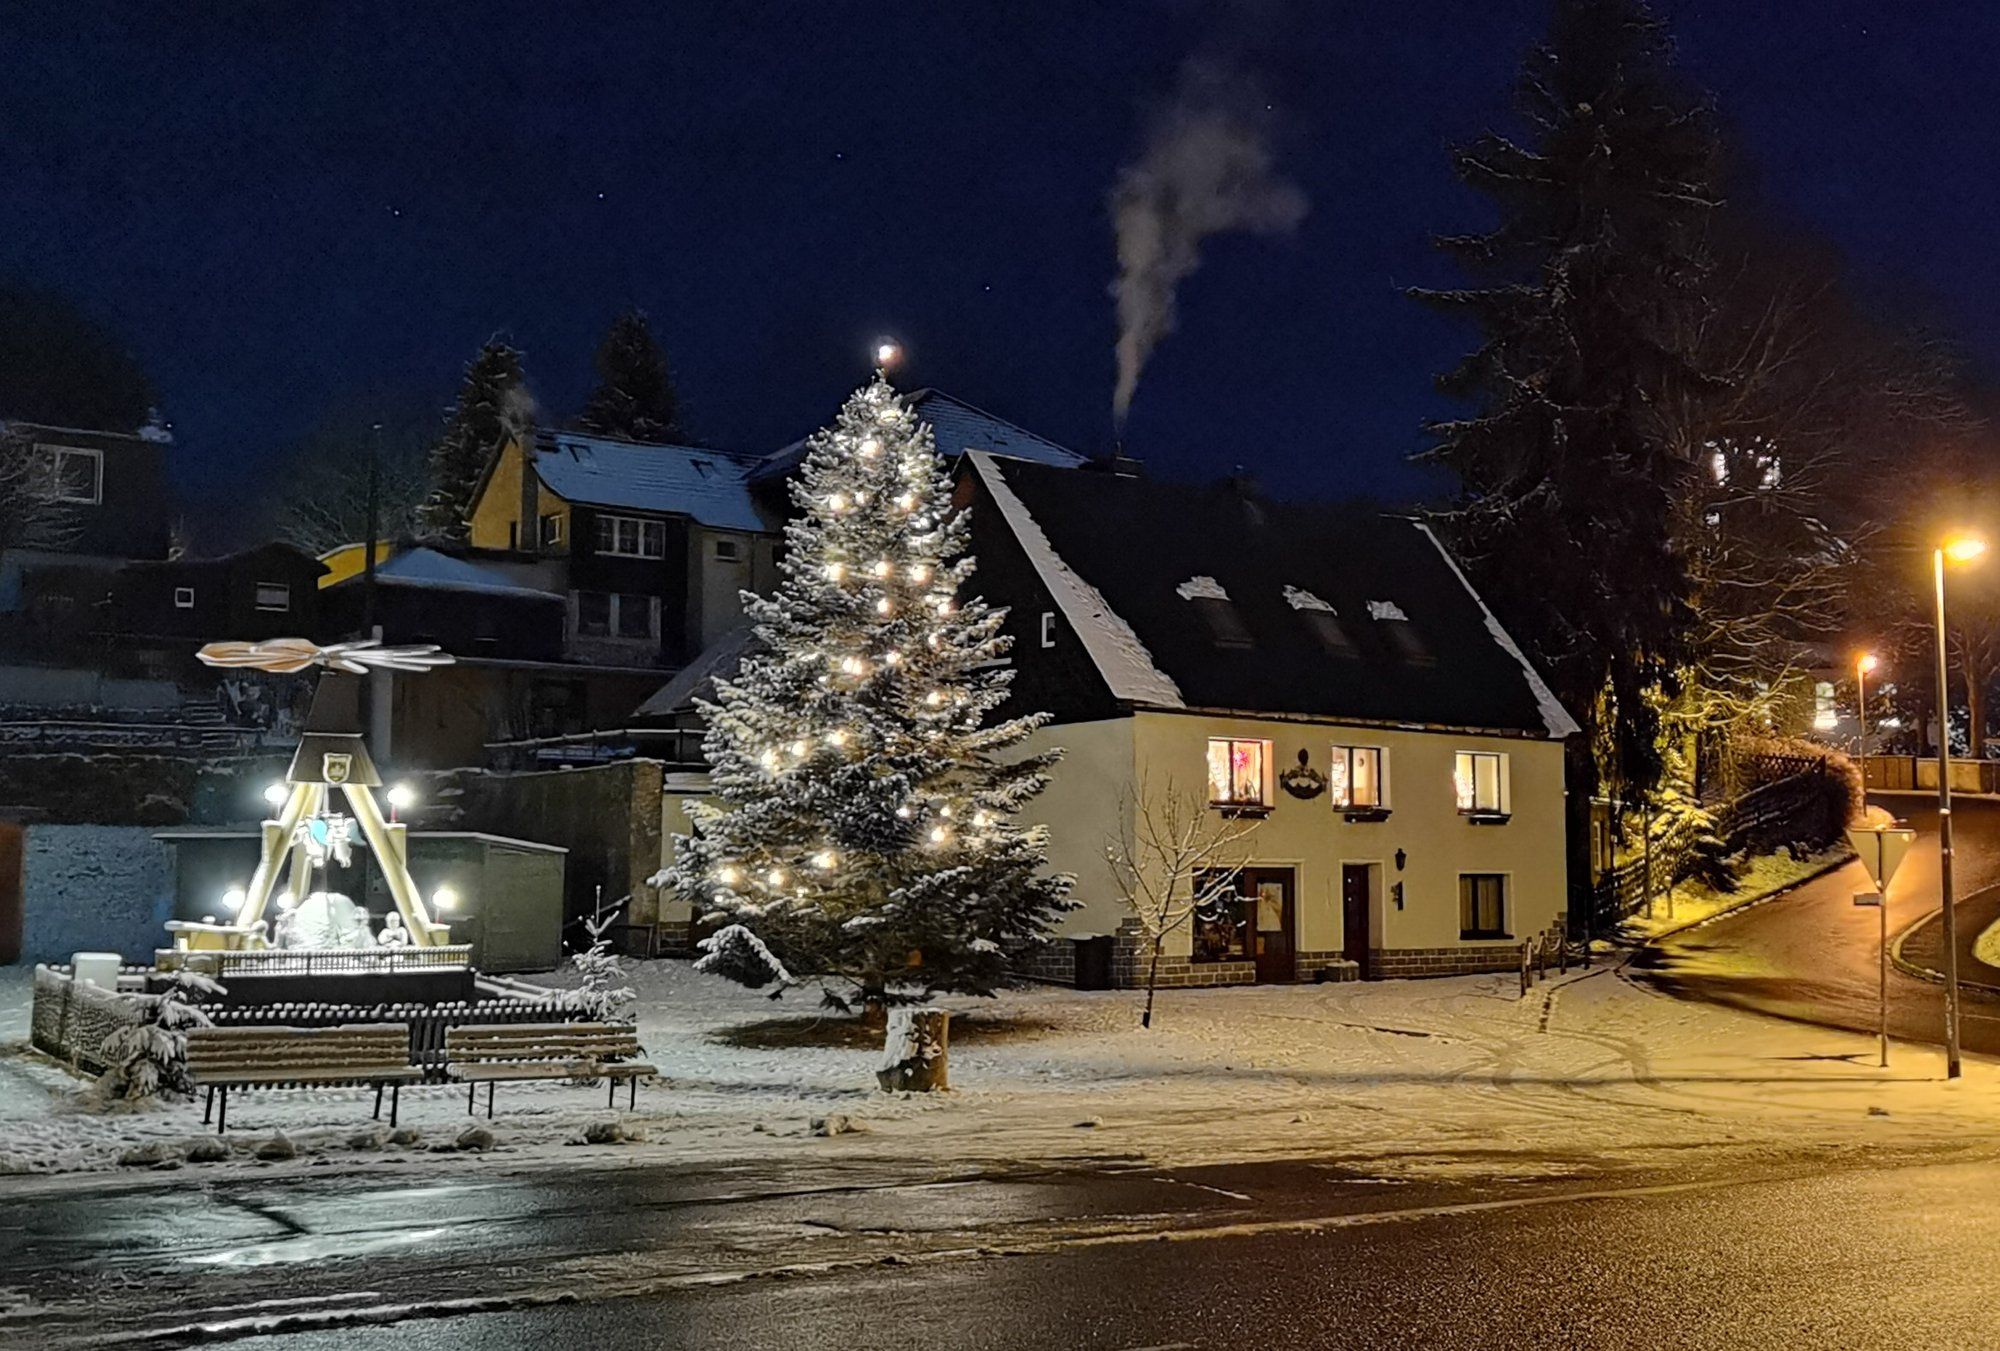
(1341, 864, 1372, 978)
(1245, 868, 1296, 984)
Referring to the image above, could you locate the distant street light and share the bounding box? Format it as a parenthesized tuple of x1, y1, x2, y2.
(874, 337, 903, 369)
(1933, 535, 1985, 1079)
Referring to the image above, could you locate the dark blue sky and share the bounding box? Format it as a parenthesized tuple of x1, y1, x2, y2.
(4, 2, 1995, 518)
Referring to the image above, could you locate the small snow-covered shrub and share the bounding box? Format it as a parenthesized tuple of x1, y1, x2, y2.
(566, 909, 636, 1023)
(695, 923, 795, 995)
(99, 969, 224, 1101)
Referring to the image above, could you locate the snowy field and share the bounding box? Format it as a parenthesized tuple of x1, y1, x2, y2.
(5, 954, 1999, 1188)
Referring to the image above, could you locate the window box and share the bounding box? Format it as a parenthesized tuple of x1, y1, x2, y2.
(1342, 806, 1393, 824)
(1206, 737, 1273, 811)
(1462, 810, 1512, 826)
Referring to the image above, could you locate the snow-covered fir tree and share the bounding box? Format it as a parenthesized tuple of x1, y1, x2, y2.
(666, 376, 1072, 1016)
(420, 338, 532, 543)
(566, 907, 636, 1023)
(100, 969, 224, 1101)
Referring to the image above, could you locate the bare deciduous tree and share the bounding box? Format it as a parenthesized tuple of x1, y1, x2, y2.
(0, 429, 81, 552)
(1104, 774, 1261, 1029)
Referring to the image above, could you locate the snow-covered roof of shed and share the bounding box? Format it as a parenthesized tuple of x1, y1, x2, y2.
(532, 430, 774, 532)
(339, 547, 562, 601)
(967, 456, 1580, 739)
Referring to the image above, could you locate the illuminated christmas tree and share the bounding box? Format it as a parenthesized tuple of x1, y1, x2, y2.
(667, 376, 1071, 1016)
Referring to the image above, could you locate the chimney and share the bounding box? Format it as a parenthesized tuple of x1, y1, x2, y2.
(1095, 440, 1145, 478)
(517, 431, 539, 556)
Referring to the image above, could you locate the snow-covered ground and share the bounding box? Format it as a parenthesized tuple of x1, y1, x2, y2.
(5, 952, 1999, 1188)
(1620, 843, 1851, 940)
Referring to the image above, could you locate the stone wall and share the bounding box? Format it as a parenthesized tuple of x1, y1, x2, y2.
(19, 824, 174, 964)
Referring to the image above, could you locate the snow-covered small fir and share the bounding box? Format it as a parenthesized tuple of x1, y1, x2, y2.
(666, 377, 1073, 1014)
(100, 969, 224, 1101)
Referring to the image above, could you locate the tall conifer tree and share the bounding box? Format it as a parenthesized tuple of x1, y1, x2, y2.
(1414, 0, 1722, 919)
(665, 377, 1071, 1016)
(419, 339, 530, 542)
(577, 308, 681, 442)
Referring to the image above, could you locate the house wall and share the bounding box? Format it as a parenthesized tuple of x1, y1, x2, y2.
(1010, 717, 1135, 983)
(1030, 710, 1568, 983)
(467, 439, 570, 552)
(686, 525, 777, 654)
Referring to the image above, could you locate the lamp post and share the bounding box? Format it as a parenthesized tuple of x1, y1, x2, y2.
(1933, 535, 1986, 1080)
(1857, 652, 1878, 800)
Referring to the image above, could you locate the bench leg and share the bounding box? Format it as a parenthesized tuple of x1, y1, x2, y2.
(203, 1085, 214, 1125)
(607, 1077, 616, 1109)
(467, 1081, 476, 1115)
(629, 1075, 637, 1111)
(390, 1084, 400, 1129)
(373, 1083, 384, 1120)
(217, 1086, 228, 1135)
(486, 1081, 495, 1121)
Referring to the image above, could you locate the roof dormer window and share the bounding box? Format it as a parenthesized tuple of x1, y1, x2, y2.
(1178, 576, 1252, 649)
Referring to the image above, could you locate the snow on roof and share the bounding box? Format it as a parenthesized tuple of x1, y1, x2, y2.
(363, 548, 563, 601)
(967, 452, 1184, 709)
(532, 431, 774, 532)
(752, 388, 1091, 484)
(1282, 585, 1335, 613)
(1367, 600, 1408, 621)
(1413, 522, 1581, 739)
(1176, 576, 1229, 601)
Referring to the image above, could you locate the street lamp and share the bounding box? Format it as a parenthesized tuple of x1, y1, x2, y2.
(1933, 534, 1985, 1079)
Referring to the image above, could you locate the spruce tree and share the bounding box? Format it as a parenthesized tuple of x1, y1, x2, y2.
(419, 339, 530, 542)
(577, 308, 681, 442)
(665, 377, 1072, 1017)
(1413, 0, 1722, 922)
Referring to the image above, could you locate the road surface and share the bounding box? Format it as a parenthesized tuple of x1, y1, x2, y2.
(8, 1145, 2000, 1348)
(1634, 795, 2000, 1057)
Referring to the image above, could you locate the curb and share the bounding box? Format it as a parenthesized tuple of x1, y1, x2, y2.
(1629, 850, 1858, 947)
(1888, 881, 2000, 996)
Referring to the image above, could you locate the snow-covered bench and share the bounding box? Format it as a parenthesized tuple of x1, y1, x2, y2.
(445, 1022, 657, 1117)
(186, 1023, 422, 1133)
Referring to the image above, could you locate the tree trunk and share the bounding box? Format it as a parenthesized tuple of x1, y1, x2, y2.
(1141, 932, 1165, 1029)
(876, 1007, 949, 1092)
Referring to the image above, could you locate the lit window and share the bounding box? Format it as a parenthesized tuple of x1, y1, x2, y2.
(1329, 745, 1384, 810)
(1813, 680, 1838, 731)
(1459, 874, 1509, 939)
(173, 587, 195, 609)
(1206, 737, 1271, 809)
(1039, 611, 1056, 648)
(254, 582, 290, 612)
(39, 445, 102, 504)
(1454, 751, 1507, 816)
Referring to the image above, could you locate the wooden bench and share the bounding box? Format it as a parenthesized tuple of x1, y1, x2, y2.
(444, 1022, 658, 1118)
(186, 1023, 422, 1134)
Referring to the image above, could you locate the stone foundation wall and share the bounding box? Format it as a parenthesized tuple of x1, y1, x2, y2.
(1018, 939, 1078, 986)
(1296, 951, 1361, 982)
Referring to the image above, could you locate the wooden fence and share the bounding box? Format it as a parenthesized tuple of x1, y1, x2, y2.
(1592, 767, 1846, 929)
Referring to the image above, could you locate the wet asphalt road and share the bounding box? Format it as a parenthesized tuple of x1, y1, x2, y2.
(1635, 795, 2000, 1058)
(44, 1150, 1998, 1351)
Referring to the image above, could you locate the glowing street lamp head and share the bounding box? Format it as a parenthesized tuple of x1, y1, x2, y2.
(1943, 536, 1987, 564)
(874, 337, 902, 368)
(386, 783, 416, 811)
(1858, 652, 1879, 675)
(262, 782, 288, 806)
(220, 887, 246, 913)
(430, 885, 458, 913)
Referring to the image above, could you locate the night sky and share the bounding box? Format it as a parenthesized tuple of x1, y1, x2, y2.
(4, 3, 1996, 527)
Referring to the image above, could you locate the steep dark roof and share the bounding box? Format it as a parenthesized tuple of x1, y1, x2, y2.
(969, 455, 1577, 739)
(633, 623, 756, 722)
(531, 429, 773, 532)
(753, 388, 1090, 484)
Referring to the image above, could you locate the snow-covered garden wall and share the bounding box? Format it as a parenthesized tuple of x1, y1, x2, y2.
(19, 826, 173, 964)
(29, 963, 140, 1073)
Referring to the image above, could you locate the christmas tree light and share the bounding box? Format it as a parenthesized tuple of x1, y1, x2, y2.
(668, 375, 1073, 1014)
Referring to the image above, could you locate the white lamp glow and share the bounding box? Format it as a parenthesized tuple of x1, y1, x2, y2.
(431, 885, 458, 913)
(262, 782, 288, 806)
